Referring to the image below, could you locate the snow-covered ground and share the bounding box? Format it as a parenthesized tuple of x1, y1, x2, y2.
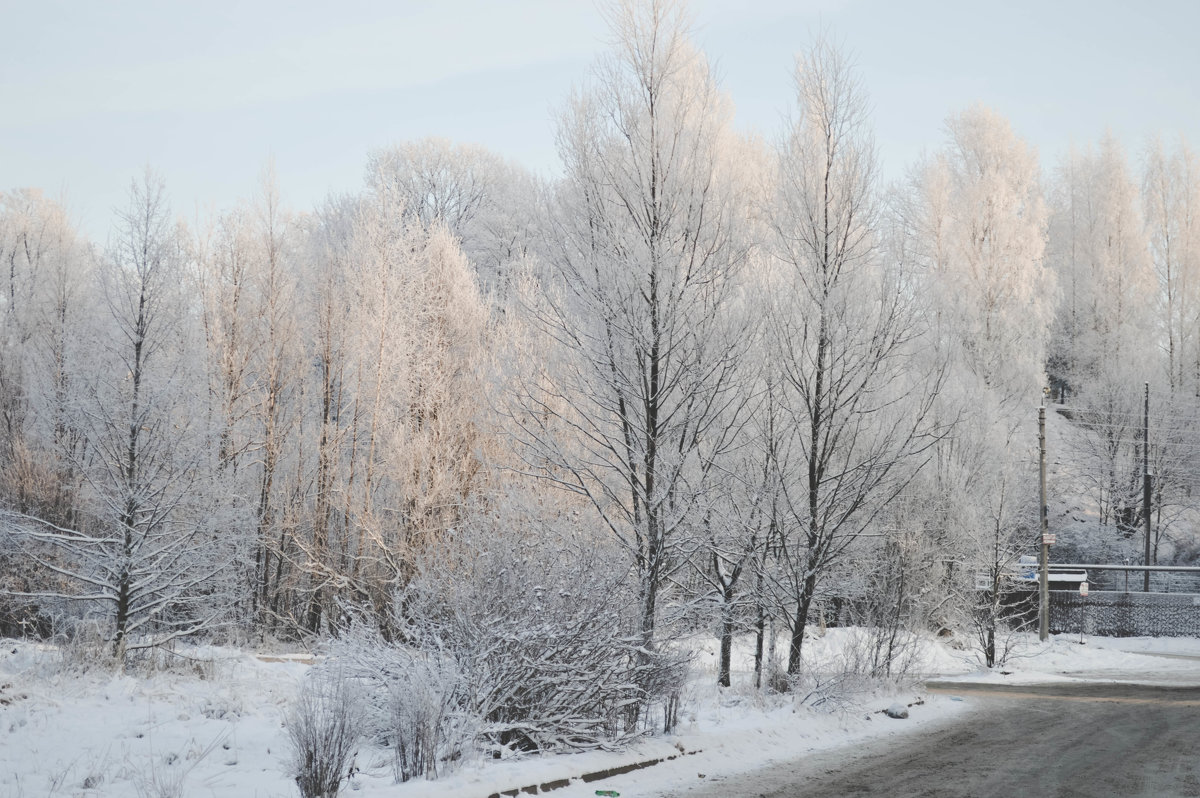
(931, 633, 1200, 687)
(1, 630, 1197, 798)
(0, 645, 308, 798)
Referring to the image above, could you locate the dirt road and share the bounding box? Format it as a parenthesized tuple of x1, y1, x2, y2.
(663, 681, 1200, 798)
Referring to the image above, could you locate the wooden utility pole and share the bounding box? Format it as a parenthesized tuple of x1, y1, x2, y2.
(1144, 382, 1152, 593)
(1039, 402, 1049, 642)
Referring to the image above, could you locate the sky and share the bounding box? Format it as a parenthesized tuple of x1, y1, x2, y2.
(2, 0, 1198, 243)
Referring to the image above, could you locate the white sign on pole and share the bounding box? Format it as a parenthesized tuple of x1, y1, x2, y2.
(1042, 533, 1056, 545)
(1080, 582, 1089, 597)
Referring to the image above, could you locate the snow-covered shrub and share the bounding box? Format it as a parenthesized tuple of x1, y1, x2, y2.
(971, 584, 1033, 669)
(333, 634, 471, 783)
(330, 516, 689, 778)
(764, 660, 791, 695)
(835, 625, 923, 682)
(788, 668, 859, 711)
(402, 529, 688, 754)
(385, 652, 468, 782)
(284, 669, 362, 798)
(53, 616, 113, 673)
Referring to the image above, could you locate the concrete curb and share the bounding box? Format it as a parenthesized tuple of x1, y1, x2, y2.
(486, 748, 702, 797)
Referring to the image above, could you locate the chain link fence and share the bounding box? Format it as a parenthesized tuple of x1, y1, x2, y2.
(1050, 590, 1200, 637)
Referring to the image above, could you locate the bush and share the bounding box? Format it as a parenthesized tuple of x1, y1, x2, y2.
(285, 670, 362, 798)
(404, 531, 687, 754)
(330, 521, 690, 782)
(386, 652, 468, 782)
(334, 635, 471, 783)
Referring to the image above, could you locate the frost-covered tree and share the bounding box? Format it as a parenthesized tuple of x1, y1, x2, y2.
(516, 0, 755, 650)
(196, 210, 259, 474)
(898, 108, 1052, 665)
(190, 164, 310, 629)
(366, 138, 540, 305)
(0, 189, 90, 526)
(193, 203, 261, 624)
(1143, 136, 1200, 393)
(1047, 135, 1156, 393)
(338, 185, 492, 633)
(293, 195, 358, 634)
(917, 106, 1054, 404)
(282, 182, 493, 636)
(692, 371, 776, 688)
(0, 190, 93, 635)
(765, 41, 943, 675)
(3, 172, 230, 661)
(244, 166, 305, 627)
(1044, 137, 1159, 544)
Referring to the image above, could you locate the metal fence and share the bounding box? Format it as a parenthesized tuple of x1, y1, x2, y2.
(1047, 563, 1200, 594)
(1049, 590, 1200, 637)
(1083, 570, 1200, 594)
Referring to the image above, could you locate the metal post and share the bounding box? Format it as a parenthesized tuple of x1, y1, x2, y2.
(1039, 403, 1049, 642)
(1144, 382, 1152, 593)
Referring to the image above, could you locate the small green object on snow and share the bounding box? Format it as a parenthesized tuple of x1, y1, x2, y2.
(595, 792, 620, 797)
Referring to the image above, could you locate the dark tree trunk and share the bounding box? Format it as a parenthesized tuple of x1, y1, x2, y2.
(718, 580, 736, 687)
(787, 568, 819, 676)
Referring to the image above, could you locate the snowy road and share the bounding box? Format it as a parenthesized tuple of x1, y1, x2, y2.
(663, 680, 1200, 798)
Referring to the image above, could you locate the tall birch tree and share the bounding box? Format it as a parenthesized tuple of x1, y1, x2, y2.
(767, 41, 943, 675)
(518, 0, 754, 648)
(1143, 136, 1200, 393)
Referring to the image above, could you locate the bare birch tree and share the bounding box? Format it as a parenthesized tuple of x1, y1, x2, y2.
(1143, 136, 1200, 393)
(1048, 135, 1155, 393)
(0, 190, 91, 525)
(516, 0, 755, 649)
(766, 41, 944, 675)
(900, 109, 1056, 666)
(366, 139, 540, 305)
(245, 165, 305, 628)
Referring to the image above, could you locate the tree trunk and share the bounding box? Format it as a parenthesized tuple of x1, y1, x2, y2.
(787, 568, 819, 676)
(753, 586, 765, 690)
(113, 572, 131, 661)
(718, 580, 735, 688)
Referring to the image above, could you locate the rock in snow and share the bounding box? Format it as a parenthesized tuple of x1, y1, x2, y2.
(884, 703, 909, 719)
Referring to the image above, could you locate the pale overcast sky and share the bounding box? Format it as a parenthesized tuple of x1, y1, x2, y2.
(2, 0, 1197, 242)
